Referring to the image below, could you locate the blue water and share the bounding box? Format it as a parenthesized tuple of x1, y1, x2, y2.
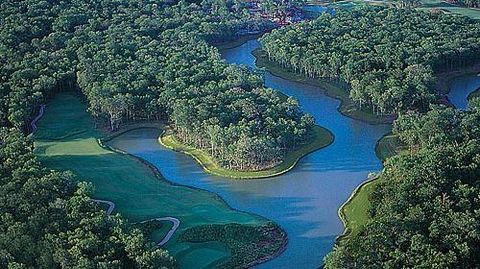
(447, 74, 480, 110)
(110, 39, 478, 268)
(303, 5, 335, 15)
(112, 39, 391, 268)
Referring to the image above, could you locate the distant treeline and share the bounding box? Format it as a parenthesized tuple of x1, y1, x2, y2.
(260, 7, 480, 115)
(326, 99, 480, 268)
(0, 0, 313, 171)
(447, 0, 480, 8)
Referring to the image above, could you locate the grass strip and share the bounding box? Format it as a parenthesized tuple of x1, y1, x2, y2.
(159, 125, 334, 179)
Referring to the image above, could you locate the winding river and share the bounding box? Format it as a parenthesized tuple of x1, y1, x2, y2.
(109, 40, 480, 268)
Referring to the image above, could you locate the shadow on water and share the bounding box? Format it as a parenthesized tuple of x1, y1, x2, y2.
(447, 75, 480, 110)
(99, 39, 480, 268)
(109, 39, 394, 268)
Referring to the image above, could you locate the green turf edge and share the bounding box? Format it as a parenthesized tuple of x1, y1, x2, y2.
(252, 48, 394, 125)
(159, 125, 334, 179)
(336, 172, 382, 243)
(95, 123, 290, 267)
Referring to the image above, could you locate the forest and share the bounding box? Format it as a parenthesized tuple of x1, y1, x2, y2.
(0, 0, 314, 173)
(260, 7, 480, 115)
(0, 128, 175, 268)
(0, 0, 309, 267)
(325, 98, 480, 268)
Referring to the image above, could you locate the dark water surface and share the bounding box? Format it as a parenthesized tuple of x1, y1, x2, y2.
(447, 74, 480, 110)
(111, 40, 479, 268)
(113, 39, 390, 268)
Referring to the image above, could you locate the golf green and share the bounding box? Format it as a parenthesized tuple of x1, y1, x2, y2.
(33, 92, 278, 268)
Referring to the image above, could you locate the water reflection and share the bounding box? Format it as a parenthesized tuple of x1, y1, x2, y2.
(112, 39, 392, 268)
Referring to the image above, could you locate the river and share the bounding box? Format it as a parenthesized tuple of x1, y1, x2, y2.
(108, 39, 480, 268)
(447, 74, 480, 110)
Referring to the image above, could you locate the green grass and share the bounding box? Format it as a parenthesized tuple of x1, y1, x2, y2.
(338, 175, 382, 241)
(417, 0, 480, 19)
(338, 134, 406, 241)
(307, 0, 480, 19)
(33, 92, 284, 268)
(253, 48, 393, 125)
(159, 125, 334, 179)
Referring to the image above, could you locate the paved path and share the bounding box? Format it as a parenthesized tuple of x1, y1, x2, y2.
(91, 199, 116, 215)
(139, 217, 181, 246)
(30, 104, 45, 134)
(92, 199, 180, 246)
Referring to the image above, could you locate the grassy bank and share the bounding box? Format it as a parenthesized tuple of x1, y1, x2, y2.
(33, 92, 286, 268)
(337, 174, 383, 241)
(253, 48, 393, 125)
(159, 125, 334, 179)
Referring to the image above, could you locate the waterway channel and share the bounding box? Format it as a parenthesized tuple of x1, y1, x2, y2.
(109, 39, 480, 268)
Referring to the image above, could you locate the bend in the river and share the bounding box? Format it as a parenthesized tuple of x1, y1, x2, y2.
(111, 39, 391, 268)
(109, 39, 480, 268)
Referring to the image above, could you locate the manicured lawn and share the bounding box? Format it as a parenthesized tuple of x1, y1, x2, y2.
(33, 92, 283, 268)
(159, 125, 334, 179)
(338, 176, 382, 240)
(253, 48, 393, 125)
(306, 0, 480, 19)
(417, 0, 480, 19)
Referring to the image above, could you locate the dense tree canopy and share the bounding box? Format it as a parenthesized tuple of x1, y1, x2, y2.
(0, 0, 314, 171)
(446, 0, 480, 8)
(325, 99, 480, 268)
(0, 0, 311, 267)
(260, 7, 480, 115)
(0, 128, 175, 268)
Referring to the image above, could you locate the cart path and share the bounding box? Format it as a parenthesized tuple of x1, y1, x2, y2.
(92, 199, 180, 246)
(30, 104, 45, 133)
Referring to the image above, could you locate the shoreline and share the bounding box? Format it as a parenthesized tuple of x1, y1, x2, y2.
(253, 48, 480, 125)
(98, 123, 289, 267)
(436, 63, 480, 106)
(214, 33, 265, 51)
(336, 172, 381, 242)
(336, 67, 480, 245)
(158, 125, 334, 179)
(252, 48, 393, 125)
